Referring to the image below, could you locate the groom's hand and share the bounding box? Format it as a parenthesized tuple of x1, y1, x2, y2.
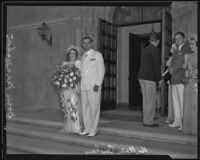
(93, 84, 99, 92)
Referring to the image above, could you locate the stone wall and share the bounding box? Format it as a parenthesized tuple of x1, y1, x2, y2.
(7, 6, 114, 111)
(171, 1, 197, 40)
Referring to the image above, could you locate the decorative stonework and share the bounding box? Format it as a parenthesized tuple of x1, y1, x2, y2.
(113, 7, 162, 25)
(112, 3, 197, 40)
(6, 34, 16, 119)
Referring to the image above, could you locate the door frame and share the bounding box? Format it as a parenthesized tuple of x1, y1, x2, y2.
(99, 18, 118, 111)
(117, 19, 169, 114)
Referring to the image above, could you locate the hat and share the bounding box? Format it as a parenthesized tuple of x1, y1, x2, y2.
(66, 44, 82, 58)
(66, 44, 81, 54)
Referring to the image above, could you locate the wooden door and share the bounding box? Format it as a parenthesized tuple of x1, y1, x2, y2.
(99, 19, 117, 111)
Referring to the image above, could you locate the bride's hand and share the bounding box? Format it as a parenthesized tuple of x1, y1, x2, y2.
(62, 62, 68, 66)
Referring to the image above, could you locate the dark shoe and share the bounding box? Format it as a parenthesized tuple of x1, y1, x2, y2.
(143, 124, 159, 127)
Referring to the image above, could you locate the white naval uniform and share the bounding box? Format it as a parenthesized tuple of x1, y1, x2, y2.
(80, 49, 105, 134)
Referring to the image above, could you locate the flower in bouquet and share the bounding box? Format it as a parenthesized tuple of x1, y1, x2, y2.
(51, 63, 81, 89)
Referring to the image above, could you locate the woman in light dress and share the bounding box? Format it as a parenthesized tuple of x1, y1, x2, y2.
(182, 35, 198, 135)
(59, 45, 83, 134)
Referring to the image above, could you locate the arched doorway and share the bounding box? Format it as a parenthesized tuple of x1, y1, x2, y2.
(108, 6, 172, 116)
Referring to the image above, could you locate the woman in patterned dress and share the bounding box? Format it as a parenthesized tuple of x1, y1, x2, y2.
(59, 45, 83, 134)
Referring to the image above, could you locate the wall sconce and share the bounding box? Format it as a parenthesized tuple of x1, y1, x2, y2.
(38, 22, 52, 46)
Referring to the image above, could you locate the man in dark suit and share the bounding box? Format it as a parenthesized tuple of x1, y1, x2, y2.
(168, 32, 191, 130)
(138, 33, 161, 127)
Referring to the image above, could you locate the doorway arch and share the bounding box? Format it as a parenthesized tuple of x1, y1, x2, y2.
(110, 6, 172, 116)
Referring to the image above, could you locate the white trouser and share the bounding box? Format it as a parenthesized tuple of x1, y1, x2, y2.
(171, 84, 184, 127)
(81, 89, 101, 134)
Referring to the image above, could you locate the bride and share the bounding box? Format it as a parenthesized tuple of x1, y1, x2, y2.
(59, 45, 83, 134)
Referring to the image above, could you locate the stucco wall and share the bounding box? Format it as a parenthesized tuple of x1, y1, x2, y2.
(7, 6, 114, 111)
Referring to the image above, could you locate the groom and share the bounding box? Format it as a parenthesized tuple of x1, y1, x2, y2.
(79, 36, 105, 137)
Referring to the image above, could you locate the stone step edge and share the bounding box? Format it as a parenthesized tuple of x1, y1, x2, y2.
(7, 116, 197, 146)
(6, 126, 195, 158)
(7, 148, 29, 154)
(6, 126, 152, 155)
(7, 144, 37, 154)
(7, 142, 195, 159)
(7, 143, 83, 155)
(100, 112, 143, 117)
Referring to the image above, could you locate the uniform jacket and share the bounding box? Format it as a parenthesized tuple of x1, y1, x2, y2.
(138, 44, 161, 82)
(80, 49, 105, 90)
(170, 41, 191, 84)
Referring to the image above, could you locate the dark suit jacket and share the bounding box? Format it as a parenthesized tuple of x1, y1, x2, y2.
(138, 44, 161, 82)
(170, 41, 191, 84)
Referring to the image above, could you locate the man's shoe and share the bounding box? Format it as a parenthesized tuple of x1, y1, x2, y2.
(87, 132, 96, 137)
(169, 123, 180, 128)
(178, 127, 182, 131)
(143, 124, 159, 127)
(79, 131, 88, 135)
(165, 120, 174, 124)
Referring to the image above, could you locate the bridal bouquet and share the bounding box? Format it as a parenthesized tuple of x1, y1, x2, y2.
(51, 63, 81, 89)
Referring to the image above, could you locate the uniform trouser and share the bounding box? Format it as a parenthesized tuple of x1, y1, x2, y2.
(171, 84, 184, 127)
(139, 80, 157, 125)
(81, 89, 101, 134)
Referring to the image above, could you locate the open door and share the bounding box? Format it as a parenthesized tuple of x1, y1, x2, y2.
(161, 8, 172, 116)
(129, 33, 149, 110)
(99, 19, 117, 111)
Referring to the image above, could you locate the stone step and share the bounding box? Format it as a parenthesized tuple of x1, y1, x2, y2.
(6, 147, 29, 154)
(100, 110, 143, 122)
(6, 123, 148, 155)
(7, 134, 92, 154)
(7, 148, 29, 154)
(6, 135, 171, 160)
(6, 121, 197, 158)
(7, 117, 197, 146)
